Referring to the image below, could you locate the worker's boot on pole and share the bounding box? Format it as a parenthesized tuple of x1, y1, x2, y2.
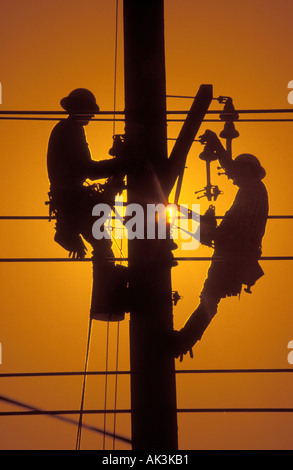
(173, 302, 218, 358)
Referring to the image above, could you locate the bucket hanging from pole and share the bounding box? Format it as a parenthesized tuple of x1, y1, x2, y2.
(90, 260, 129, 322)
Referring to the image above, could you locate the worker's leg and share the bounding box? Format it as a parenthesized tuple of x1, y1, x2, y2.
(173, 293, 221, 358)
(79, 208, 129, 321)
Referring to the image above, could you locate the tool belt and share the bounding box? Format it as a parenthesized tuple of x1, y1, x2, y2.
(198, 205, 217, 248)
(47, 174, 125, 218)
(47, 184, 100, 218)
(46, 176, 125, 255)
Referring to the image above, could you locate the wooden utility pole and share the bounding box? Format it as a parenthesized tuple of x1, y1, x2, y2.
(123, 1, 213, 450)
(123, 0, 178, 450)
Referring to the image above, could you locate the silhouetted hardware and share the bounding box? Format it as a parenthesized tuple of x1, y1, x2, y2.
(109, 134, 126, 157)
(166, 84, 213, 202)
(194, 97, 240, 201)
(220, 121, 239, 141)
(194, 141, 223, 201)
(194, 205, 217, 248)
(172, 291, 182, 306)
(219, 97, 240, 160)
(219, 97, 239, 123)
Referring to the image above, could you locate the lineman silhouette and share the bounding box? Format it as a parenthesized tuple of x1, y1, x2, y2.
(47, 88, 128, 321)
(173, 130, 269, 360)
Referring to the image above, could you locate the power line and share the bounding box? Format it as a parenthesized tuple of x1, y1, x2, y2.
(176, 256, 293, 261)
(0, 216, 55, 220)
(0, 108, 292, 115)
(176, 368, 293, 375)
(0, 117, 125, 122)
(0, 408, 131, 417)
(0, 110, 124, 115)
(167, 118, 293, 123)
(0, 108, 292, 124)
(167, 95, 203, 99)
(177, 408, 293, 414)
(0, 395, 131, 445)
(0, 117, 292, 123)
(1, 407, 293, 417)
(0, 371, 130, 379)
(1, 368, 293, 379)
(0, 256, 292, 263)
(0, 215, 292, 220)
(0, 258, 94, 262)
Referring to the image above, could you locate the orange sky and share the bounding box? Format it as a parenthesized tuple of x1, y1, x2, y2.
(0, 0, 293, 450)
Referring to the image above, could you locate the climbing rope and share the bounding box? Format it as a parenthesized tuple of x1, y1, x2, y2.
(102, 321, 110, 449)
(75, 317, 93, 450)
(76, 0, 123, 451)
(113, 321, 120, 450)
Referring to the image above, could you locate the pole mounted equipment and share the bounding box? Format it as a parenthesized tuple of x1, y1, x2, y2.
(123, 0, 178, 450)
(194, 139, 223, 201)
(194, 96, 240, 201)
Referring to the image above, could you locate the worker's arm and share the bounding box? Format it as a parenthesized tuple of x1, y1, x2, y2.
(70, 151, 124, 182)
(72, 129, 125, 180)
(85, 157, 124, 180)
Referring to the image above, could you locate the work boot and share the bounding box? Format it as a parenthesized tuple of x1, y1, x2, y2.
(172, 329, 197, 361)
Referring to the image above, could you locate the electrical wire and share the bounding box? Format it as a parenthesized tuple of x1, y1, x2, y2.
(1, 215, 292, 220)
(0, 371, 131, 378)
(0, 394, 131, 444)
(177, 408, 293, 414)
(0, 117, 125, 122)
(0, 107, 292, 115)
(1, 407, 293, 417)
(0, 408, 131, 417)
(1, 368, 293, 379)
(167, 118, 293, 123)
(0, 116, 292, 123)
(0, 107, 292, 125)
(0, 256, 292, 263)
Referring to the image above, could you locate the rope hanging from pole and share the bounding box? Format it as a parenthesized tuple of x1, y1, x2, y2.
(112, 321, 120, 450)
(76, 0, 122, 451)
(75, 317, 93, 450)
(103, 1, 122, 448)
(102, 322, 110, 450)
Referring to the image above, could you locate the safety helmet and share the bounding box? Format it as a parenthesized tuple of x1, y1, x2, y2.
(60, 88, 100, 114)
(234, 153, 266, 180)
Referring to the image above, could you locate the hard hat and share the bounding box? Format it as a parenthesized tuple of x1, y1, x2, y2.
(234, 154, 266, 180)
(60, 88, 100, 114)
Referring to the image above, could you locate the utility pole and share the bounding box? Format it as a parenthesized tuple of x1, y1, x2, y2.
(123, 0, 178, 450)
